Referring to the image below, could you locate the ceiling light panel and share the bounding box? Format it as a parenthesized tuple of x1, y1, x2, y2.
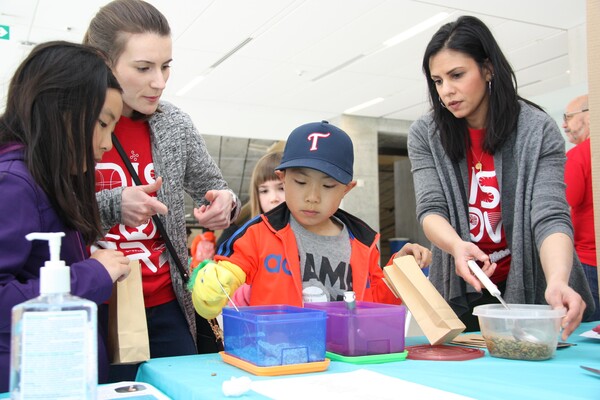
(515, 55, 570, 89)
(224, 61, 318, 105)
(508, 31, 568, 71)
(182, 55, 277, 100)
(491, 20, 563, 54)
(421, 0, 584, 29)
(518, 73, 572, 99)
(209, 37, 253, 68)
(292, 1, 449, 74)
(353, 81, 427, 118)
(247, 0, 386, 63)
(276, 70, 395, 112)
(150, 0, 213, 39)
(382, 12, 450, 47)
(384, 100, 431, 122)
(27, 0, 106, 42)
(175, 0, 296, 52)
(163, 48, 221, 96)
(344, 97, 384, 114)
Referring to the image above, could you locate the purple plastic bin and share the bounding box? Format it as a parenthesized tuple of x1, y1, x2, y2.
(305, 301, 406, 356)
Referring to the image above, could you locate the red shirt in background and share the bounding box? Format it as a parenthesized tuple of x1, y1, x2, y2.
(565, 138, 596, 266)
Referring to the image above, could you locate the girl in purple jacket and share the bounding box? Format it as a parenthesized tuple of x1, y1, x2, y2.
(0, 41, 131, 391)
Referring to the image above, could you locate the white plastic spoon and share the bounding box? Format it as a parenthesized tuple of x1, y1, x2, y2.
(467, 260, 509, 309)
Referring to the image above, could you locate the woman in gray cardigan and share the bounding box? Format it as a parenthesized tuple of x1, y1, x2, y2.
(409, 15, 594, 340)
(85, 0, 240, 382)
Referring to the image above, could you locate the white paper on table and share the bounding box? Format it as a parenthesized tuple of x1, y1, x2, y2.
(580, 329, 600, 340)
(250, 369, 475, 400)
(97, 381, 170, 400)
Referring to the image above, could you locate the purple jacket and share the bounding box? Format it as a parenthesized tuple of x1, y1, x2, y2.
(0, 146, 113, 392)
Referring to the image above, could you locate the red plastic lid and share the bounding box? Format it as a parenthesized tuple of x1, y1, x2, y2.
(406, 344, 484, 361)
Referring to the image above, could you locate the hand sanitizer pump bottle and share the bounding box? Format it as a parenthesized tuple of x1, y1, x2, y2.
(10, 232, 97, 400)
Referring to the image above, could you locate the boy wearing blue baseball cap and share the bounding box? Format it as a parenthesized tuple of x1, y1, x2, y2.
(190, 121, 431, 318)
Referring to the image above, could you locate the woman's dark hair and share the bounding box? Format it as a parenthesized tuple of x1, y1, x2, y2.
(422, 15, 542, 161)
(0, 41, 119, 244)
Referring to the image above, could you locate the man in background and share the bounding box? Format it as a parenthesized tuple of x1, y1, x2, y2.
(563, 94, 599, 320)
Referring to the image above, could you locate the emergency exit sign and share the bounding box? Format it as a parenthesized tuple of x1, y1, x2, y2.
(0, 25, 9, 40)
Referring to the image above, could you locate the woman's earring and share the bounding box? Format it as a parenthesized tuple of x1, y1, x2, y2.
(488, 80, 492, 94)
(439, 96, 447, 109)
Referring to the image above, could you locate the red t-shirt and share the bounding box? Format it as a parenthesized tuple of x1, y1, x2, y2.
(565, 138, 596, 266)
(95, 116, 175, 307)
(467, 128, 511, 283)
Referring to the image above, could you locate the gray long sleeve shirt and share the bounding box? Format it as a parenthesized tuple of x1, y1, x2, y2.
(96, 101, 241, 343)
(408, 101, 595, 320)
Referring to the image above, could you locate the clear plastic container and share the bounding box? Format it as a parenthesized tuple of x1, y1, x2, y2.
(11, 294, 97, 399)
(222, 305, 326, 367)
(10, 232, 97, 399)
(473, 304, 565, 361)
(305, 301, 406, 356)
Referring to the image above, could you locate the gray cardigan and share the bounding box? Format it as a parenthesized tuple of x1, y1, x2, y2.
(96, 101, 240, 343)
(408, 101, 595, 320)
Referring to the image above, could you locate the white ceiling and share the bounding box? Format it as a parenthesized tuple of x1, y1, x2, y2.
(0, 0, 589, 142)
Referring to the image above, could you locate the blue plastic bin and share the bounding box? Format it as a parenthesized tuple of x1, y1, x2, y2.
(222, 305, 327, 367)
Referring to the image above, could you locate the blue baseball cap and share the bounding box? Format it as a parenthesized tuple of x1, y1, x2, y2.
(276, 121, 354, 184)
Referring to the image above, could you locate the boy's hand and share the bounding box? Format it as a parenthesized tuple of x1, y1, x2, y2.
(395, 243, 432, 269)
(191, 261, 246, 319)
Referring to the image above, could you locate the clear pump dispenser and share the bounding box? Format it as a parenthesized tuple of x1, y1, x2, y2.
(10, 232, 97, 399)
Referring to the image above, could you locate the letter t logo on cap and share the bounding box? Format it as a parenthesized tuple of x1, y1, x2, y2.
(307, 132, 331, 151)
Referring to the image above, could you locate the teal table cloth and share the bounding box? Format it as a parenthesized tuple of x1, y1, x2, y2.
(133, 321, 600, 400)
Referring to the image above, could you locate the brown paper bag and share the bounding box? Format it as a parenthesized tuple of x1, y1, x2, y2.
(107, 260, 150, 364)
(383, 256, 465, 345)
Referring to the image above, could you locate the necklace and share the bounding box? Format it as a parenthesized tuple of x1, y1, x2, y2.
(470, 147, 484, 171)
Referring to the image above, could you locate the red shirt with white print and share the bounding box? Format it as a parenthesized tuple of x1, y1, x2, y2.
(467, 128, 511, 283)
(95, 116, 175, 307)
